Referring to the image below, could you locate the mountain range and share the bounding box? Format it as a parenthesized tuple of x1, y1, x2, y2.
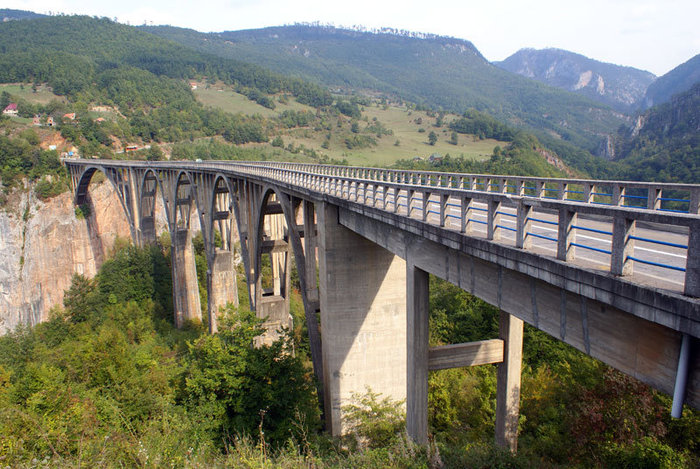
(0, 10, 697, 183)
(141, 24, 625, 154)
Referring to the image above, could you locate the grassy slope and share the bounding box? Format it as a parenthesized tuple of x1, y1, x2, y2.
(0, 83, 65, 105)
(194, 85, 501, 167)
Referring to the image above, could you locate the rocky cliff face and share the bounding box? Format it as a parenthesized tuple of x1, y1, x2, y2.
(0, 181, 132, 334)
(496, 48, 656, 112)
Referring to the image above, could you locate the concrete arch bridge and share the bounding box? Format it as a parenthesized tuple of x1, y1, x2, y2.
(64, 159, 700, 450)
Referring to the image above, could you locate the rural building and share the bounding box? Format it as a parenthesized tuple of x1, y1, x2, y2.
(46, 116, 55, 127)
(63, 112, 76, 120)
(32, 115, 41, 126)
(2, 103, 18, 116)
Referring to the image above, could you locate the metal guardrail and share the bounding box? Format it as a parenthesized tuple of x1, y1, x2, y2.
(63, 159, 700, 297)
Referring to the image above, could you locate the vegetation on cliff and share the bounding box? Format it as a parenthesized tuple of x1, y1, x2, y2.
(611, 83, 699, 183)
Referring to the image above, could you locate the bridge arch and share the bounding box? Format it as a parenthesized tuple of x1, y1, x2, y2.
(249, 186, 295, 346)
(201, 174, 240, 333)
(72, 164, 138, 244)
(174, 170, 197, 231)
(138, 168, 167, 244)
(209, 174, 237, 253)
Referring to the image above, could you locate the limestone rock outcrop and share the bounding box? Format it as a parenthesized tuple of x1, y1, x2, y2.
(0, 182, 132, 334)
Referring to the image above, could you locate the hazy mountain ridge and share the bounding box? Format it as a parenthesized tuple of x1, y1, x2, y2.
(643, 53, 700, 108)
(495, 48, 655, 112)
(0, 9, 46, 22)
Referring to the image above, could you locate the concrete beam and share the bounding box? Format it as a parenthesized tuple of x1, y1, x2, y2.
(428, 339, 504, 370)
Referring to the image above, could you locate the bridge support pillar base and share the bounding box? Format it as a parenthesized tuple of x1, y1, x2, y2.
(207, 249, 238, 334)
(318, 203, 407, 436)
(495, 310, 523, 452)
(172, 229, 202, 328)
(139, 217, 156, 246)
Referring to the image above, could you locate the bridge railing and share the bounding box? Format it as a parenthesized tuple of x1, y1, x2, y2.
(221, 162, 699, 297)
(63, 159, 700, 297)
(242, 161, 700, 215)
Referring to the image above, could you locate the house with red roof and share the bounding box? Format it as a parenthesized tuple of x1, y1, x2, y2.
(2, 103, 18, 116)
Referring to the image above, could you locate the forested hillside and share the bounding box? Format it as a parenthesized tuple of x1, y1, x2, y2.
(611, 83, 699, 182)
(0, 16, 331, 105)
(142, 24, 626, 157)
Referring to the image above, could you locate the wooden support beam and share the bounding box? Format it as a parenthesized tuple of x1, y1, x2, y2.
(428, 339, 504, 370)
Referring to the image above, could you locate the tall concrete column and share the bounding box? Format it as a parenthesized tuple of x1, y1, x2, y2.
(207, 249, 238, 333)
(407, 263, 430, 444)
(317, 202, 407, 435)
(139, 216, 156, 245)
(495, 310, 523, 452)
(172, 229, 202, 328)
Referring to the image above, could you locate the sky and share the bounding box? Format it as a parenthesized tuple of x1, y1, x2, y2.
(5, 0, 699, 76)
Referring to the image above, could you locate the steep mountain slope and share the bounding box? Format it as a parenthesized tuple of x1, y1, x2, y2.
(612, 83, 699, 182)
(0, 9, 46, 21)
(495, 48, 655, 112)
(142, 24, 626, 154)
(0, 16, 330, 104)
(643, 54, 700, 108)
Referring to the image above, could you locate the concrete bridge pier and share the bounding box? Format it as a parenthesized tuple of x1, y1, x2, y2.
(407, 263, 429, 444)
(171, 228, 202, 327)
(495, 311, 523, 452)
(255, 208, 293, 346)
(405, 261, 523, 450)
(206, 249, 238, 333)
(318, 202, 407, 435)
